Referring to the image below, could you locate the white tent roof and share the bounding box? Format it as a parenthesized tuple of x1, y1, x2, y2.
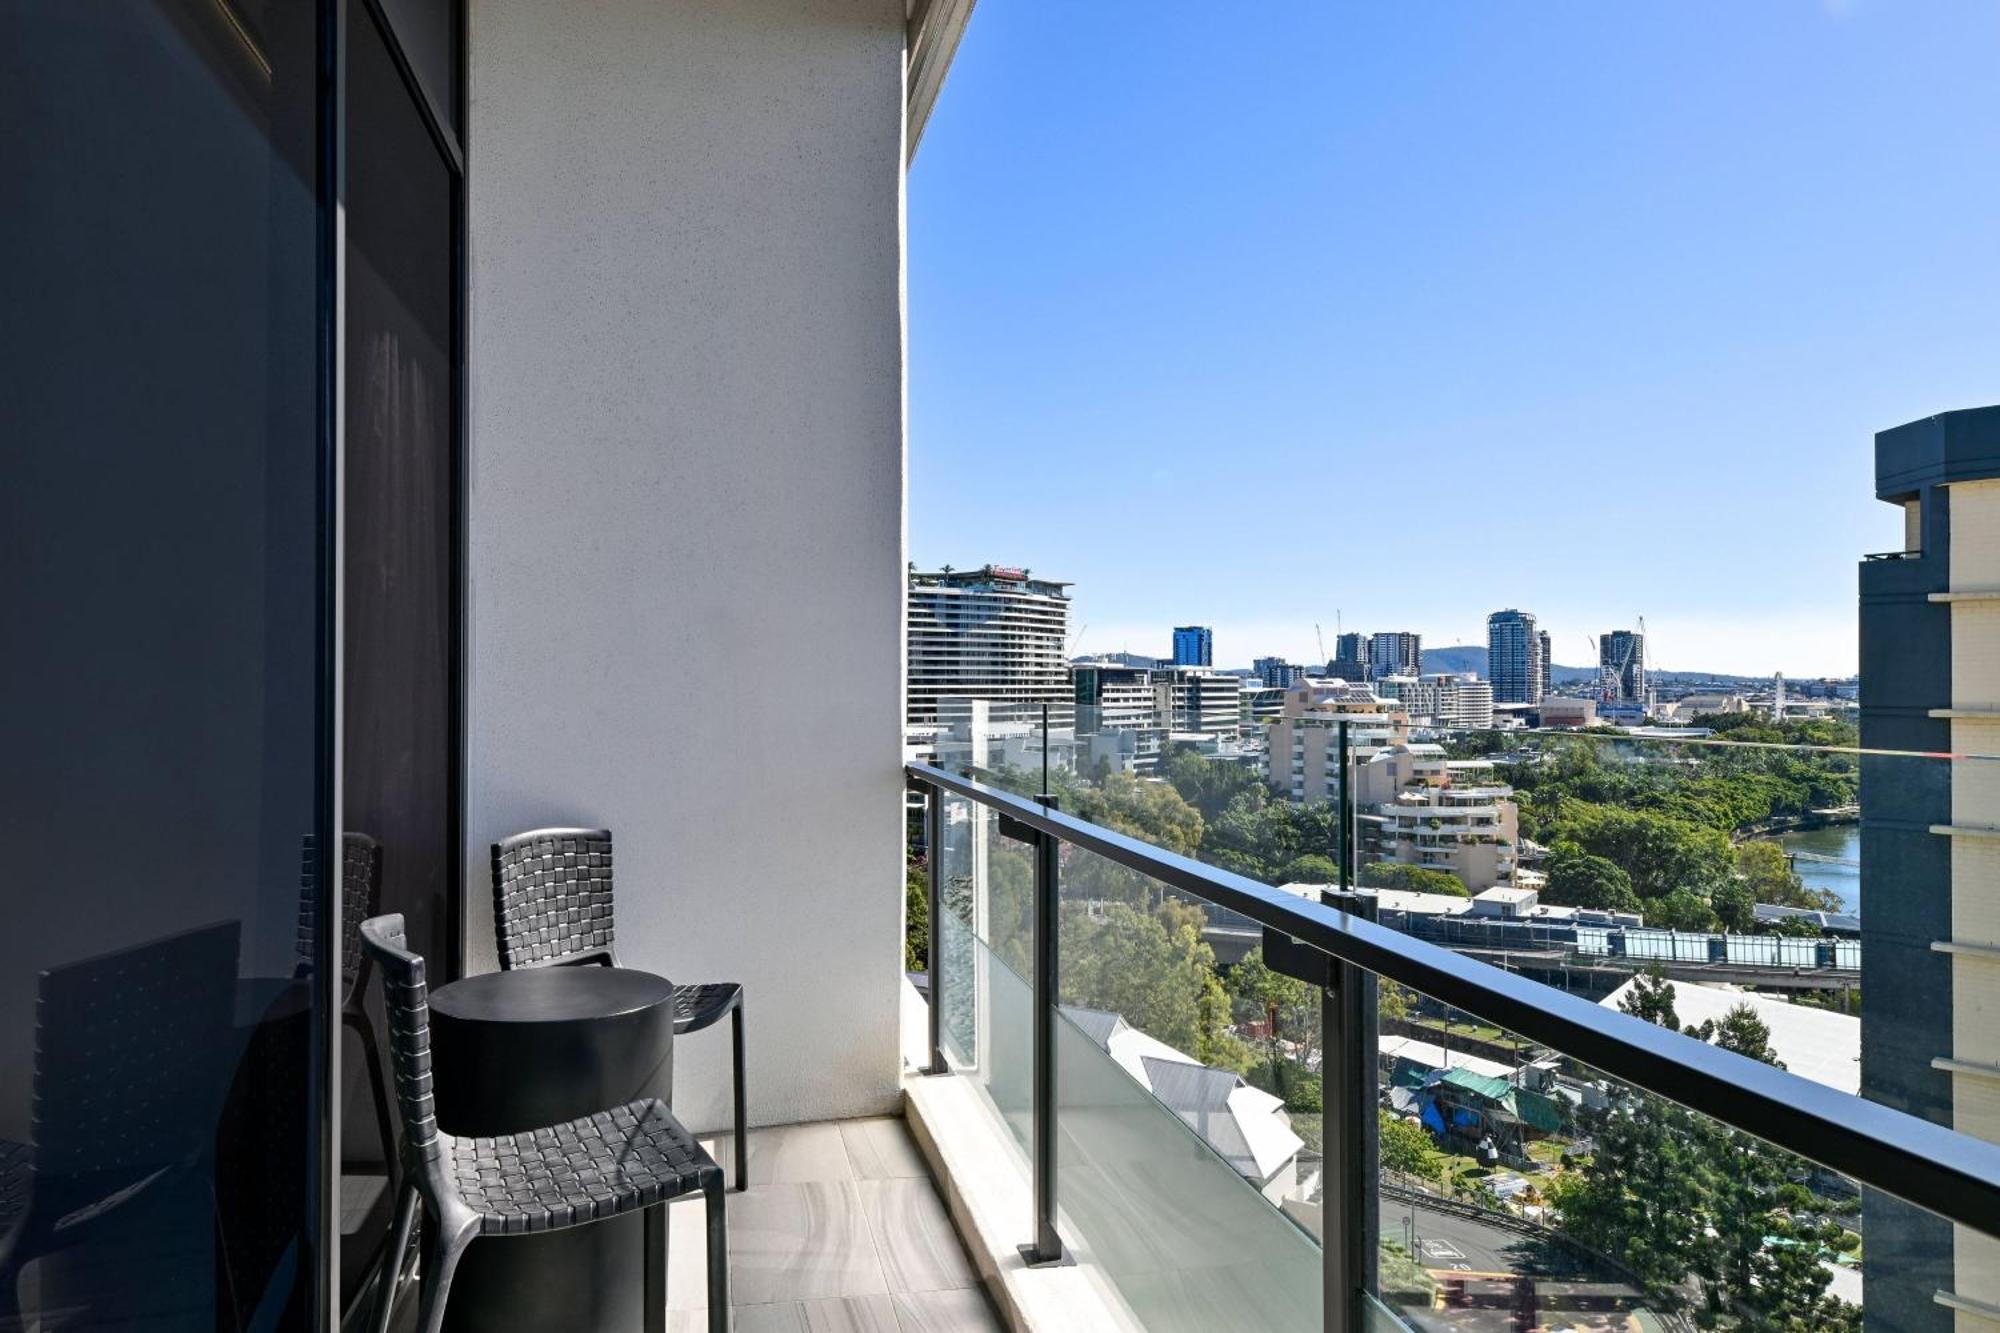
(1598, 978, 1859, 1095)
(1377, 1034, 1516, 1082)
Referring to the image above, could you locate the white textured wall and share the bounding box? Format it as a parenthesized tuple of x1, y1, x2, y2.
(466, 0, 908, 1129)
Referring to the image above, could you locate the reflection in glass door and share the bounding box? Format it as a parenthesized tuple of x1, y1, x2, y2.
(339, 0, 462, 1314)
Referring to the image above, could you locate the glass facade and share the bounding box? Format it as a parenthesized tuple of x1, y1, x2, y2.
(1, 0, 462, 1323)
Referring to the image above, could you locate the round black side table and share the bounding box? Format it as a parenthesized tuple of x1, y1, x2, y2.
(428, 965, 677, 1333)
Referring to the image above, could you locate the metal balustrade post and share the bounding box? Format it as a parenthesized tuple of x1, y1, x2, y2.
(1321, 887, 1378, 1333)
(925, 786, 947, 1076)
(1338, 719, 1354, 892)
(1024, 778, 1068, 1267)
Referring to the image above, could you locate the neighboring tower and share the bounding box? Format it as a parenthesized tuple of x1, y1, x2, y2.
(907, 565, 1073, 727)
(1329, 631, 1371, 682)
(1172, 625, 1213, 668)
(1253, 656, 1305, 689)
(1857, 407, 2000, 1333)
(1598, 629, 1646, 703)
(1368, 631, 1422, 679)
(1486, 609, 1545, 705)
(1537, 629, 1553, 701)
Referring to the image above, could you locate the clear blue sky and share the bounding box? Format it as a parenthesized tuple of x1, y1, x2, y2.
(908, 2, 2000, 677)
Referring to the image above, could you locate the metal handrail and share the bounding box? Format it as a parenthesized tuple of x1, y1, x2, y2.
(905, 760, 2000, 1241)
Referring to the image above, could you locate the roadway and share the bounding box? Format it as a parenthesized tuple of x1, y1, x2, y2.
(1378, 1191, 1670, 1333)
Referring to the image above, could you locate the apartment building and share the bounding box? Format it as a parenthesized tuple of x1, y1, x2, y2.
(1254, 655, 1307, 689)
(1368, 631, 1423, 679)
(1329, 631, 1371, 682)
(1599, 629, 1647, 703)
(1488, 609, 1547, 705)
(1266, 680, 1412, 803)
(1157, 667, 1244, 741)
(1372, 673, 1495, 731)
(1362, 755, 1521, 893)
(1073, 661, 1167, 771)
(1172, 625, 1214, 668)
(1858, 405, 2000, 1330)
(908, 565, 1073, 727)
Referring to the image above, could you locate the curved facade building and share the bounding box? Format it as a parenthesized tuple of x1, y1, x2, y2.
(908, 566, 1073, 726)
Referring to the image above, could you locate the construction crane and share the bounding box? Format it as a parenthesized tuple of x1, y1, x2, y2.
(1316, 622, 1327, 664)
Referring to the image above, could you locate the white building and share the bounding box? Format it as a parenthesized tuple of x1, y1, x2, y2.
(908, 566, 1073, 727)
(1266, 680, 1412, 804)
(1374, 673, 1494, 730)
(1156, 667, 1243, 741)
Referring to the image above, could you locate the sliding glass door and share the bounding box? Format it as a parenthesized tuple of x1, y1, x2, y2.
(0, 0, 463, 1324)
(338, 0, 462, 1312)
(1, 0, 330, 1325)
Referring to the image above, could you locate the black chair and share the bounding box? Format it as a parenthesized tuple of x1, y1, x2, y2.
(361, 914, 728, 1333)
(0, 922, 241, 1328)
(298, 833, 398, 1194)
(492, 828, 749, 1192)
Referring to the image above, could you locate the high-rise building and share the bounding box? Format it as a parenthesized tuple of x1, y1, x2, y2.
(1072, 661, 1165, 772)
(1374, 673, 1495, 731)
(1537, 629, 1554, 701)
(1267, 680, 1411, 805)
(908, 566, 1072, 726)
(1156, 667, 1242, 740)
(1368, 631, 1423, 679)
(1598, 629, 1646, 703)
(1329, 632, 1371, 682)
(1253, 656, 1306, 689)
(1172, 625, 1213, 668)
(1858, 407, 2000, 1330)
(1487, 609, 1545, 705)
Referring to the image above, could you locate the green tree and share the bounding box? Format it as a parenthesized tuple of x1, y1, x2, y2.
(1542, 845, 1640, 912)
(1059, 902, 1231, 1063)
(1156, 744, 1268, 822)
(1649, 888, 1719, 932)
(1274, 853, 1340, 885)
(1711, 878, 1756, 933)
(1358, 861, 1469, 897)
(1690, 1002, 1783, 1067)
(1378, 1110, 1445, 1180)
(1228, 946, 1320, 1081)
(905, 856, 929, 971)
(1737, 839, 1844, 912)
(1619, 967, 1681, 1029)
(1548, 804, 1735, 901)
(1068, 772, 1204, 858)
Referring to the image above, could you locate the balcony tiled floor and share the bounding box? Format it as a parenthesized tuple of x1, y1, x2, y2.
(663, 1118, 1004, 1332)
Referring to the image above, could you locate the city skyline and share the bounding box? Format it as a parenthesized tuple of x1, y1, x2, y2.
(921, 591, 1840, 679)
(908, 3, 2000, 679)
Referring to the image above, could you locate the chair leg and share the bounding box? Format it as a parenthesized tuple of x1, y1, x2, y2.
(704, 1176, 730, 1333)
(350, 1008, 399, 1190)
(644, 1203, 667, 1333)
(414, 1214, 477, 1333)
(372, 1184, 420, 1333)
(731, 1002, 747, 1192)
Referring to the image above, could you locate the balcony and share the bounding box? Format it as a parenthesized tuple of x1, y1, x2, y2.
(899, 755, 2000, 1333)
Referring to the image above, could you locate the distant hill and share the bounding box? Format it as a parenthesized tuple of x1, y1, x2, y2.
(1425, 645, 1594, 685)
(1420, 646, 1488, 676)
(1072, 651, 1159, 669)
(1420, 646, 1776, 688)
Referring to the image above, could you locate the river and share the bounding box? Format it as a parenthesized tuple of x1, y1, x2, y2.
(1770, 824, 1861, 915)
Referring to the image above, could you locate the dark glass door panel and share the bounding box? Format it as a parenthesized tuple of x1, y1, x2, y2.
(0, 0, 326, 1327)
(339, 0, 458, 1306)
